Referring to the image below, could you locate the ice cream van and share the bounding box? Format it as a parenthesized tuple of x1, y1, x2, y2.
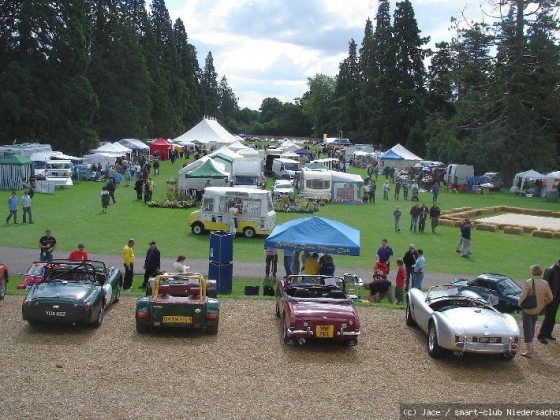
(188, 187, 276, 238)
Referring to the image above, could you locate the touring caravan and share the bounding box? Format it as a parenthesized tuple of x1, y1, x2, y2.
(188, 187, 276, 238)
(299, 170, 332, 200)
(446, 164, 474, 186)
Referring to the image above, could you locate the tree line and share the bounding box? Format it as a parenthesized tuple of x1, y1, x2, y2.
(302, 0, 560, 180)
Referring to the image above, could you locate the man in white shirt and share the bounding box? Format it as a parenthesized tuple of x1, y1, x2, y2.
(21, 191, 33, 224)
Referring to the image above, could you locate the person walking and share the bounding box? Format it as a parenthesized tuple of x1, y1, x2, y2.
(122, 239, 135, 291)
(432, 182, 440, 203)
(383, 181, 390, 201)
(144, 177, 154, 203)
(6, 191, 18, 224)
(376, 239, 394, 272)
(456, 219, 468, 254)
(106, 178, 116, 204)
(394, 180, 401, 200)
(429, 203, 441, 233)
(38, 229, 56, 262)
(100, 186, 110, 213)
(265, 246, 278, 280)
(153, 158, 160, 176)
(402, 181, 409, 200)
(409, 203, 420, 232)
(519, 265, 553, 358)
(141, 241, 160, 289)
(537, 259, 560, 344)
(459, 219, 472, 257)
(418, 204, 429, 233)
(393, 206, 401, 232)
(412, 249, 425, 289)
(403, 244, 418, 291)
(21, 191, 33, 224)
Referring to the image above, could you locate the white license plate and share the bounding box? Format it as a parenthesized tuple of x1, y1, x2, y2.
(45, 311, 66, 317)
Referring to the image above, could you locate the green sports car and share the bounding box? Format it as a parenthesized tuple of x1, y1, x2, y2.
(135, 273, 220, 334)
(22, 260, 122, 327)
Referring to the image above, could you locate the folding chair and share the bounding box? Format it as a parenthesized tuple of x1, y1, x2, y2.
(344, 273, 363, 301)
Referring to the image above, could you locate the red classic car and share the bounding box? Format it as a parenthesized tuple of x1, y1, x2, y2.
(0, 263, 8, 300)
(17, 262, 46, 289)
(275, 274, 361, 346)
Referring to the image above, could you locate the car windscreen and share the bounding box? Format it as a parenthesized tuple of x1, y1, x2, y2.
(497, 278, 522, 296)
(27, 265, 45, 276)
(284, 163, 300, 171)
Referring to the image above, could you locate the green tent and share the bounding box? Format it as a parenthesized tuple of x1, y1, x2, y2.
(0, 154, 34, 190)
(304, 161, 329, 171)
(178, 159, 229, 192)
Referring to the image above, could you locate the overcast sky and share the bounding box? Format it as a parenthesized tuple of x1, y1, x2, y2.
(166, 0, 484, 110)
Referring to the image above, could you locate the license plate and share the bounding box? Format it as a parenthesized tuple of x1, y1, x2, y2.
(479, 337, 501, 344)
(45, 311, 66, 317)
(162, 316, 192, 324)
(316, 325, 334, 338)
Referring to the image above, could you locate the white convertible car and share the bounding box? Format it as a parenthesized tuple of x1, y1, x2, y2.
(406, 285, 520, 360)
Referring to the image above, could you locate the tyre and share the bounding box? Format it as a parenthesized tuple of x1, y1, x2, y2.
(345, 338, 358, 346)
(191, 222, 204, 235)
(206, 324, 219, 335)
(136, 322, 149, 333)
(282, 315, 293, 345)
(500, 352, 516, 361)
(405, 300, 415, 327)
(427, 322, 444, 358)
(243, 227, 256, 238)
(275, 301, 281, 318)
(0, 274, 6, 300)
(114, 286, 121, 303)
(91, 302, 104, 328)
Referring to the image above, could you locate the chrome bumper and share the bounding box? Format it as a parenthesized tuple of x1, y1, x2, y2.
(287, 327, 361, 338)
(454, 336, 518, 354)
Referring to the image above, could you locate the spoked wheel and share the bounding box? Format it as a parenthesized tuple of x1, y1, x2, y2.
(427, 323, 444, 358)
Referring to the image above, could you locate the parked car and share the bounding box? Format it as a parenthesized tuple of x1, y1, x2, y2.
(271, 179, 295, 198)
(482, 172, 504, 191)
(276, 274, 361, 346)
(72, 163, 97, 181)
(450, 273, 522, 313)
(135, 273, 220, 334)
(145, 273, 217, 298)
(17, 262, 47, 289)
(406, 285, 520, 360)
(22, 260, 122, 327)
(0, 263, 8, 300)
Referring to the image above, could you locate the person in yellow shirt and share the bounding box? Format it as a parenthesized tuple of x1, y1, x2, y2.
(302, 253, 320, 275)
(122, 239, 135, 291)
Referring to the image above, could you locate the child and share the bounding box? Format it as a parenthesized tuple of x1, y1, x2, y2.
(393, 206, 401, 232)
(395, 259, 405, 304)
(100, 186, 110, 213)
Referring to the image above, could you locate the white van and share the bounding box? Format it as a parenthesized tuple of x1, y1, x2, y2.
(446, 164, 474, 186)
(188, 187, 276, 238)
(272, 158, 301, 179)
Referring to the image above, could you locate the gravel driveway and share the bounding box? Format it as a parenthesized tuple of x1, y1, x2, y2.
(1, 297, 559, 419)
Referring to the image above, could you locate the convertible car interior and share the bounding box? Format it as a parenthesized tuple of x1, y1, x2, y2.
(285, 285, 348, 300)
(156, 283, 201, 299)
(429, 298, 487, 312)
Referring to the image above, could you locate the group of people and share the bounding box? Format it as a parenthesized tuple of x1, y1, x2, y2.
(5, 190, 33, 224)
(265, 247, 336, 279)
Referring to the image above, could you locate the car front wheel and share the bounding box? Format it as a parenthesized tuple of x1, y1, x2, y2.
(0, 274, 6, 300)
(427, 322, 444, 358)
(91, 302, 104, 328)
(500, 352, 516, 361)
(243, 227, 256, 238)
(405, 300, 415, 327)
(191, 222, 204, 235)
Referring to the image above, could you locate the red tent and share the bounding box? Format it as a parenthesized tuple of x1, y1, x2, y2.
(149, 137, 172, 160)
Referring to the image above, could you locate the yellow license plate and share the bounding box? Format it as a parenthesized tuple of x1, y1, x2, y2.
(162, 316, 192, 324)
(316, 325, 334, 338)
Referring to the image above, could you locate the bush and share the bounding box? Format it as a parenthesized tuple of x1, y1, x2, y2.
(273, 197, 321, 213)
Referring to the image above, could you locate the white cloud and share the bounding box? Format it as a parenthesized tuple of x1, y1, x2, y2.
(166, 0, 485, 110)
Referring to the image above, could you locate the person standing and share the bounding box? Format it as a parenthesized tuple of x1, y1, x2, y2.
(122, 239, 135, 291)
(403, 244, 418, 291)
(134, 177, 143, 201)
(6, 191, 18, 224)
(265, 246, 278, 279)
(402, 180, 409, 200)
(21, 191, 33, 224)
(383, 181, 390, 201)
(519, 265, 553, 358)
(394, 180, 401, 200)
(106, 178, 116, 204)
(153, 158, 160, 176)
(144, 177, 154, 204)
(432, 182, 440, 203)
(395, 259, 406, 304)
(429, 203, 441, 233)
(39, 229, 56, 262)
(418, 204, 429, 233)
(537, 260, 560, 344)
(459, 219, 472, 257)
(409, 203, 420, 232)
(412, 249, 425, 289)
(141, 241, 160, 289)
(69, 244, 88, 261)
(376, 239, 394, 272)
(283, 249, 295, 278)
(393, 206, 401, 232)
(456, 219, 468, 254)
(369, 180, 376, 203)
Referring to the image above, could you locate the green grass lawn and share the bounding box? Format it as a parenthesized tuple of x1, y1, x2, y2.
(1, 158, 558, 280)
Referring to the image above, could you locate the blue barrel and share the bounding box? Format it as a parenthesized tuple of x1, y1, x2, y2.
(209, 231, 234, 264)
(208, 262, 233, 294)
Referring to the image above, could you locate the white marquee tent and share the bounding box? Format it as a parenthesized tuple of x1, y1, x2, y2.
(379, 143, 422, 169)
(173, 117, 238, 145)
(91, 142, 132, 156)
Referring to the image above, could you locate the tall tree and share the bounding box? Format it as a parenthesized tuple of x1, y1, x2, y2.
(200, 52, 220, 117)
(301, 74, 336, 138)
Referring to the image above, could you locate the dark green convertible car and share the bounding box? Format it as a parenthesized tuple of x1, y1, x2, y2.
(22, 260, 122, 327)
(135, 273, 220, 334)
